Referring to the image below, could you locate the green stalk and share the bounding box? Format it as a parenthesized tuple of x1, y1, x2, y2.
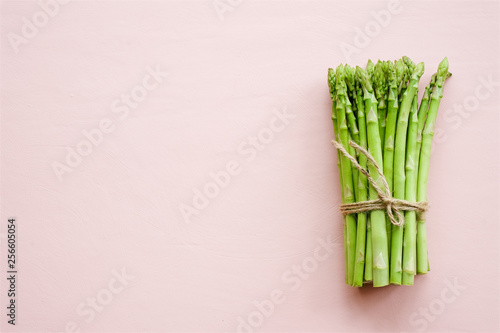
(382, 61, 400, 256)
(379, 105, 387, 153)
(362, 81, 373, 282)
(335, 65, 357, 285)
(402, 94, 419, 285)
(346, 98, 360, 203)
(329, 69, 348, 283)
(356, 66, 389, 287)
(390, 60, 425, 285)
(363, 60, 379, 284)
(415, 73, 445, 275)
(374, 60, 391, 262)
(352, 81, 368, 287)
(364, 217, 373, 282)
(416, 58, 451, 274)
(344, 67, 360, 207)
(355, 86, 372, 283)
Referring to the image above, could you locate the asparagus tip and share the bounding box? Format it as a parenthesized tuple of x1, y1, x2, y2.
(415, 62, 425, 76)
(438, 57, 449, 75)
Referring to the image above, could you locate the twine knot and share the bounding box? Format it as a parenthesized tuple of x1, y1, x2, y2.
(331, 139, 428, 227)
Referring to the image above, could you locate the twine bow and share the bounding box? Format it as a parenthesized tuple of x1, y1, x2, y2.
(332, 139, 428, 227)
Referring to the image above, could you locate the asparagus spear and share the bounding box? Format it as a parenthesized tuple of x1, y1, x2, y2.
(382, 60, 401, 255)
(352, 81, 368, 286)
(402, 94, 419, 285)
(362, 60, 378, 284)
(374, 60, 392, 257)
(335, 65, 357, 285)
(329, 68, 349, 283)
(416, 58, 451, 274)
(400, 56, 420, 285)
(390, 60, 425, 285)
(354, 85, 372, 283)
(414, 73, 444, 275)
(356, 66, 389, 287)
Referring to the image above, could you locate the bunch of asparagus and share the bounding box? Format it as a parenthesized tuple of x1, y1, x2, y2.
(328, 57, 451, 287)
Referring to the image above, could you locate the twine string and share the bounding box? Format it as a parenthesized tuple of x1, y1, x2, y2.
(331, 139, 428, 227)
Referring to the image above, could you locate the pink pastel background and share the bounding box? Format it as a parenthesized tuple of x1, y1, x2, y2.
(1, 0, 499, 332)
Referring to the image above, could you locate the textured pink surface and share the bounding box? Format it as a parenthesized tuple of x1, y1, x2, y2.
(1, 1, 499, 332)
